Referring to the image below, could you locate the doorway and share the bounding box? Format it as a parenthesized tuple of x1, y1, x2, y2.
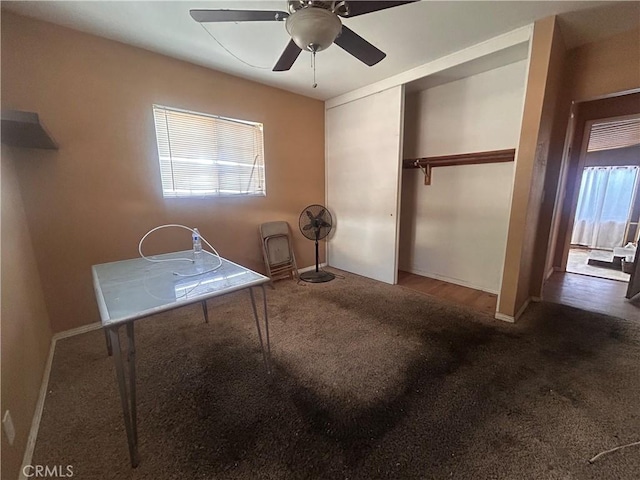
(565, 116, 640, 284)
(544, 101, 640, 318)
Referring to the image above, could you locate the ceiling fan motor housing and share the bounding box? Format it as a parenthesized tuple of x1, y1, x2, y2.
(286, 7, 342, 52)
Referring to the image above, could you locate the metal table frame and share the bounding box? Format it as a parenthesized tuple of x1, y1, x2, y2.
(92, 253, 271, 467)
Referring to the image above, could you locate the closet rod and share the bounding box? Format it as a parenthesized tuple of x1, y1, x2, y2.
(403, 148, 515, 185)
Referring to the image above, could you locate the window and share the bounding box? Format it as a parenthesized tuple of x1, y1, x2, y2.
(152, 105, 265, 198)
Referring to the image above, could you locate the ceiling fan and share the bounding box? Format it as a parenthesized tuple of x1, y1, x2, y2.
(190, 1, 416, 72)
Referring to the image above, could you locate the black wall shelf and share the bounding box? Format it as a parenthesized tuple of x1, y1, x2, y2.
(1, 110, 58, 150)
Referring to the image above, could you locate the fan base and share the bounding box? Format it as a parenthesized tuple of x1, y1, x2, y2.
(299, 270, 335, 283)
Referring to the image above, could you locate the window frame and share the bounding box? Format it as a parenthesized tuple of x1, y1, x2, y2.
(152, 104, 266, 199)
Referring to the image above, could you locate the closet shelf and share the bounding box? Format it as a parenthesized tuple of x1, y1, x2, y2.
(403, 148, 515, 185)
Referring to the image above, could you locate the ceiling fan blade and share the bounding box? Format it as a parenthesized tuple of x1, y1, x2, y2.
(343, 1, 417, 17)
(334, 26, 386, 66)
(190, 9, 289, 23)
(273, 39, 302, 71)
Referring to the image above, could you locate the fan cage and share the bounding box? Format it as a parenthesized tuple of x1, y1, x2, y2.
(299, 204, 333, 241)
(298, 204, 335, 283)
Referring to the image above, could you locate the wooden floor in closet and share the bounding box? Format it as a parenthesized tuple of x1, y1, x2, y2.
(397, 271, 498, 316)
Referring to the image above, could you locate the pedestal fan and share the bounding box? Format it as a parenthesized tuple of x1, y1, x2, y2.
(299, 204, 334, 283)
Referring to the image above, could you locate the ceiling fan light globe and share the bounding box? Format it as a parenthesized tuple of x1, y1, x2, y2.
(286, 8, 342, 52)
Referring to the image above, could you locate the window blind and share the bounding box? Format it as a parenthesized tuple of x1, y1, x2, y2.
(588, 118, 640, 152)
(152, 105, 265, 198)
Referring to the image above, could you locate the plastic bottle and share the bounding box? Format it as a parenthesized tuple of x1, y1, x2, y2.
(192, 228, 202, 260)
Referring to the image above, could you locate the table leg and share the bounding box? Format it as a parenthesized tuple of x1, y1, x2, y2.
(249, 286, 271, 374)
(105, 329, 113, 356)
(261, 285, 271, 361)
(201, 300, 209, 324)
(108, 326, 139, 467)
(126, 322, 138, 446)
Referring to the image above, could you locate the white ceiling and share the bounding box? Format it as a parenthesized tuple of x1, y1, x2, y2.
(4, 1, 639, 100)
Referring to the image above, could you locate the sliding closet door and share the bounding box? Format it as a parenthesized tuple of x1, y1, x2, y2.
(326, 86, 404, 284)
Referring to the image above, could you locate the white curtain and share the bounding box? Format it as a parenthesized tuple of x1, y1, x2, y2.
(571, 166, 639, 249)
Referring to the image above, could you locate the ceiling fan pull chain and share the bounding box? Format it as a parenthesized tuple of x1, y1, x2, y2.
(198, 24, 270, 70)
(312, 50, 317, 88)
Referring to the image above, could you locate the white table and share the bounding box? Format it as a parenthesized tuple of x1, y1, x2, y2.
(92, 251, 271, 467)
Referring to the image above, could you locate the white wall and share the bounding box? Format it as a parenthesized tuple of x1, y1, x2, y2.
(326, 86, 404, 284)
(399, 60, 527, 293)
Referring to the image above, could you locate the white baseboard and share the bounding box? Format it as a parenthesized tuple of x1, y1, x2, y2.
(494, 297, 532, 324)
(401, 266, 500, 295)
(544, 267, 555, 281)
(53, 322, 102, 341)
(19, 339, 55, 480)
(298, 263, 328, 274)
(494, 312, 515, 323)
(20, 322, 102, 479)
(515, 297, 532, 320)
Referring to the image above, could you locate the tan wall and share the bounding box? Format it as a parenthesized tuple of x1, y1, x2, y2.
(498, 16, 566, 319)
(566, 28, 640, 102)
(529, 56, 573, 298)
(1, 148, 53, 480)
(1, 12, 325, 333)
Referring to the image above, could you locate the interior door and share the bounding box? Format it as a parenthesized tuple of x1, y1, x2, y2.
(626, 246, 640, 299)
(326, 86, 404, 284)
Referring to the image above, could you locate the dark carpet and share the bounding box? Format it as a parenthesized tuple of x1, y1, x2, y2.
(34, 270, 640, 479)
